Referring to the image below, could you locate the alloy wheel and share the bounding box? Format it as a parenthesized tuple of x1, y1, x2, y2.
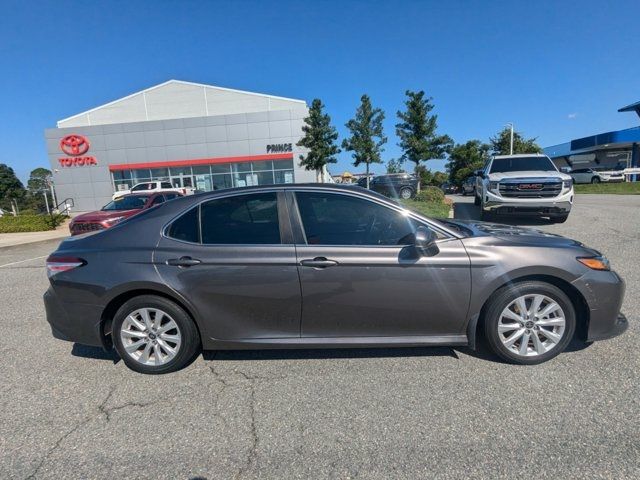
(497, 294, 566, 357)
(119, 308, 182, 366)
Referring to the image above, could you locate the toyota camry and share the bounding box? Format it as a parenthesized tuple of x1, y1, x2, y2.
(44, 184, 627, 374)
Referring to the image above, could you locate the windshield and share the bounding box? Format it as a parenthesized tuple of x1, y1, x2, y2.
(102, 196, 149, 211)
(489, 156, 557, 173)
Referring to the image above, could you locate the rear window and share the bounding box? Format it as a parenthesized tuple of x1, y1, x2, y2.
(489, 156, 557, 173)
(166, 206, 200, 243)
(161, 182, 173, 189)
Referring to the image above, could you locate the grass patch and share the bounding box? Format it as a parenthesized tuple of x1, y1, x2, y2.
(0, 214, 66, 233)
(401, 199, 451, 218)
(574, 182, 640, 194)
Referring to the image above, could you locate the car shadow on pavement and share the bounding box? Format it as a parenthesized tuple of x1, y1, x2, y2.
(203, 346, 459, 362)
(453, 201, 553, 226)
(71, 343, 120, 364)
(456, 336, 591, 363)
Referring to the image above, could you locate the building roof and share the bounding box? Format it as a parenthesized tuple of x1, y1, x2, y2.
(57, 80, 307, 128)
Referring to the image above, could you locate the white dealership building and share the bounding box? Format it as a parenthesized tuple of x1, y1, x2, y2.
(44, 80, 314, 212)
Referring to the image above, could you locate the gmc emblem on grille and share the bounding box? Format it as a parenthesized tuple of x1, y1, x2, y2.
(518, 183, 543, 190)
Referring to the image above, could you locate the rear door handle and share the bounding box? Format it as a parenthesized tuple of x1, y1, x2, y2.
(299, 257, 338, 268)
(166, 256, 202, 267)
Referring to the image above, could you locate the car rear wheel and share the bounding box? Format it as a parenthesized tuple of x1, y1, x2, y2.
(112, 295, 200, 374)
(399, 187, 413, 200)
(591, 176, 601, 184)
(483, 281, 576, 365)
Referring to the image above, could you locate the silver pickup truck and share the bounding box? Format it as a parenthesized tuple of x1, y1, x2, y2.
(475, 154, 574, 223)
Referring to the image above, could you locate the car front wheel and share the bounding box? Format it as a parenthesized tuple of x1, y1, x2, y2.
(112, 295, 201, 374)
(483, 281, 576, 365)
(591, 176, 601, 184)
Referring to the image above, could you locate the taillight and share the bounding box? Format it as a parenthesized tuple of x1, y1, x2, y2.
(46, 256, 85, 278)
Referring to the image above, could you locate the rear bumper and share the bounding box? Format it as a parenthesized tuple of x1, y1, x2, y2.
(43, 287, 105, 347)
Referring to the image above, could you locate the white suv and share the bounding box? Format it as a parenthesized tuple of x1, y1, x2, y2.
(112, 181, 191, 200)
(475, 154, 574, 223)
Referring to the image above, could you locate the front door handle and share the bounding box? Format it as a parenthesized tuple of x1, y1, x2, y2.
(300, 257, 338, 268)
(166, 256, 202, 267)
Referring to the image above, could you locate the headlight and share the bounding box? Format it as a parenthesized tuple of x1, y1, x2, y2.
(563, 179, 573, 189)
(489, 181, 499, 191)
(577, 256, 610, 271)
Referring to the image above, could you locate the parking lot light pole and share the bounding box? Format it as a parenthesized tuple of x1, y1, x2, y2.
(505, 123, 514, 155)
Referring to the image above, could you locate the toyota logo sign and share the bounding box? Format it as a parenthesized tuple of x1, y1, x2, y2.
(60, 134, 90, 156)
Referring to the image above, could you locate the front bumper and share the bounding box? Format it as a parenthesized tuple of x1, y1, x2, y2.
(44, 287, 105, 347)
(571, 270, 627, 342)
(483, 189, 573, 216)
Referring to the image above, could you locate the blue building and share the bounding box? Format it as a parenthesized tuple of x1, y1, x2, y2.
(544, 101, 640, 180)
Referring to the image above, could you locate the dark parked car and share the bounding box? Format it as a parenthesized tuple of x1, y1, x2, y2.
(461, 177, 476, 196)
(45, 184, 626, 374)
(69, 192, 183, 235)
(440, 182, 459, 194)
(359, 173, 419, 200)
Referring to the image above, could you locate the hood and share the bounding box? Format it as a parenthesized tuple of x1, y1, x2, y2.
(71, 209, 140, 223)
(445, 219, 584, 248)
(487, 171, 571, 181)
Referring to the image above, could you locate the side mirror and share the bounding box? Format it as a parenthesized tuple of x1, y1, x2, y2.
(473, 169, 484, 178)
(413, 226, 439, 256)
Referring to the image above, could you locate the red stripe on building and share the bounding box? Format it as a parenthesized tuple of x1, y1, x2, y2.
(108, 153, 294, 172)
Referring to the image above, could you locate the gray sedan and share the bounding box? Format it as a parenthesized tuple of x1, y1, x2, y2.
(44, 184, 626, 373)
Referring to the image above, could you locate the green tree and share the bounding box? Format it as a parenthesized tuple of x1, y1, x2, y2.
(342, 94, 387, 188)
(386, 158, 405, 174)
(396, 90, 453, 190)
(0, 164, 25, 211)
(447, 140, 491, 185)
(26, 167, 53, 212)
(27, 167, 52, 194)
(297, 99, 341, 182)
(490, 127, 542, 155)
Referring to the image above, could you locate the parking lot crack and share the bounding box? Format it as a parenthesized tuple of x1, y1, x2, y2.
(234, 380, 259, 480)
(24, 386, 116, 480)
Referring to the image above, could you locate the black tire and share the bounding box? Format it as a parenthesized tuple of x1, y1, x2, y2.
(399, 187, 414, 200)
(112, 295, 201, 374)
(591, 176, 600, 184)
(551, 214, 569, 223)
(483, 281, 576, 365)
(474, 194, 480, 206)
(462, 190, 468, 196)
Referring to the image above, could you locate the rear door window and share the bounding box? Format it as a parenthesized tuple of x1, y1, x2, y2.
(200, 192, 281, 245)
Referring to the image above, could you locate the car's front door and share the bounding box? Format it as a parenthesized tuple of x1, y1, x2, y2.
(289, 189, 471, 338)
(154, 190, 301, 341)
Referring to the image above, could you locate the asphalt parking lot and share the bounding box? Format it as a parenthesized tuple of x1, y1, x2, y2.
(1, 194, 638, 479)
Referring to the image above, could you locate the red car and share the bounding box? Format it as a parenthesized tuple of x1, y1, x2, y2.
(69, 192, 183, 236)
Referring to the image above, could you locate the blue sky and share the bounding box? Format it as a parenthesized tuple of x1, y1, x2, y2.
(1, 0, 638, 183)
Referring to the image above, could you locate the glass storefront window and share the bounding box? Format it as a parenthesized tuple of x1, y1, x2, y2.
(113, 159, 296, 194)
(211, 163, 231, 174)
(150, 168, 170, 178)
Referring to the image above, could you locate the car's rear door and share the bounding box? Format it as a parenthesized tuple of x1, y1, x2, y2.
(154, 190, 301, 341)
(288, 188, 471, 338)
